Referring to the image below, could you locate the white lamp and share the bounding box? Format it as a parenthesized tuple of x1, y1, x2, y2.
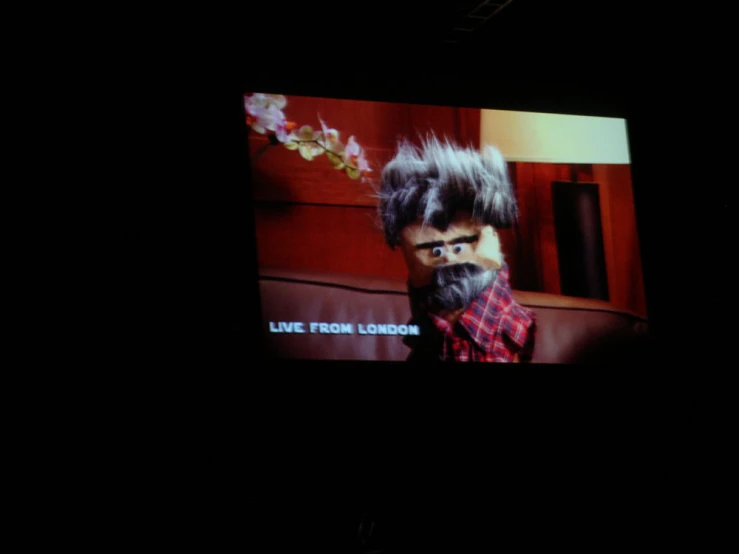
(480, 109, 631, 164)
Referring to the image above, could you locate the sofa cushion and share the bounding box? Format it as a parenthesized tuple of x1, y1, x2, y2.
(258, 268, 648, 363)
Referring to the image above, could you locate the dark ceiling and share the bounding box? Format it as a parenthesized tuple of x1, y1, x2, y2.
(239, 0, 649, 118)
(249, 1, 636, 52)
(444, 0, 639, 62)
(242, 0, 646, 85)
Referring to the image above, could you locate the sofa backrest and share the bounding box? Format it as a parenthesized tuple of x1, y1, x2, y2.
(258, 268, 649, 363)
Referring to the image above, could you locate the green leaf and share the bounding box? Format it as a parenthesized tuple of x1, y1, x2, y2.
(345, 166, 360, 179)
(283, 141, 299, 150)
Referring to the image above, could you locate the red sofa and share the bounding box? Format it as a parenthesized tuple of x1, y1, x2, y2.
(259, 267, 649, 363)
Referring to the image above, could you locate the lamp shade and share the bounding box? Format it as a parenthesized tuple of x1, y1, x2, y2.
(480, 109, 631, 164)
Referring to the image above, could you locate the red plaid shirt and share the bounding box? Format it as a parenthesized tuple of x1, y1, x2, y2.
(404, 264, 536, 363)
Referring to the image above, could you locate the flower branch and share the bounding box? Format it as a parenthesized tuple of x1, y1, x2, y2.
(245, 93, 372, 180)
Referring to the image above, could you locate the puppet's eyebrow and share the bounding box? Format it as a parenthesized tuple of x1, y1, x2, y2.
(448, 234, 479, 245)
(416, 240, 445, 250)
(416, 235, 479, 250)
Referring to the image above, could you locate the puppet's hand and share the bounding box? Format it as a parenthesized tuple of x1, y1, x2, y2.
(476, 225, 504, 270)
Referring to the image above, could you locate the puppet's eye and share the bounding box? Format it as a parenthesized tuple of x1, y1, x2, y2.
(431, 246, 444, 257)
(452, 244, 464, 254)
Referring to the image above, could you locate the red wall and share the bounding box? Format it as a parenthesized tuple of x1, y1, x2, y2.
(502, 162, 646, 317)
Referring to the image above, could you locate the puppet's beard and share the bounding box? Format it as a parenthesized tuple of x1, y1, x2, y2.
(411, 262, 497, 313)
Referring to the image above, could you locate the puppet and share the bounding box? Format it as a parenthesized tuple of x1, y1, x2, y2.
(378, 136, 536, 363)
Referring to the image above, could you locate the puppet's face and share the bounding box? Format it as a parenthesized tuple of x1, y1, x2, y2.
(399, 210, 504, 289)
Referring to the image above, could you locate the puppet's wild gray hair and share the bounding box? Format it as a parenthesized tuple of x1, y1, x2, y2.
(378, 135, 517, 248)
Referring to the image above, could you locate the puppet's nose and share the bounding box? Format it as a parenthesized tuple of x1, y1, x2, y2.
(443, 251, 458, 263)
